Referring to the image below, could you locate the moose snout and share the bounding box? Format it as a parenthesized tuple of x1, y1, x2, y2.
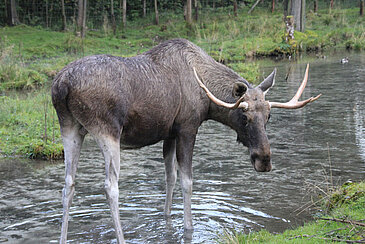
(250, 150, 272, 172)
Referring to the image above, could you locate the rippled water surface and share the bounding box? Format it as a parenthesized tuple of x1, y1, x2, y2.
(1, 53, 364, 243)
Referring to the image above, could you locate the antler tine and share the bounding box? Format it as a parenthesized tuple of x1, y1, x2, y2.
(269, 64, 321, 109)
(193, 67, 248, 110)
(292, 63, 310, 102)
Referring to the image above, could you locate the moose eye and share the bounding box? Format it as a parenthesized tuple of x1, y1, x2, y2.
(241, 114, 248, 124)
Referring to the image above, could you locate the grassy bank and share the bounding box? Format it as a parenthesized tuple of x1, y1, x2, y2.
(0, 6, 364, 158)
(0, 89, 63, 159)
(220, 181, 365, 244)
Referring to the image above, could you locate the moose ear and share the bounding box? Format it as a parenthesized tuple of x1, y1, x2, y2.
(258, 68, 276, 94)
(232, 82, 248, 98)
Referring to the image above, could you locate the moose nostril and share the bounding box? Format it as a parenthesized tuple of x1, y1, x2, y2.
(250, 152, 259, 163)
(262, 154, 271, 163)
(250, 150, 272, 172)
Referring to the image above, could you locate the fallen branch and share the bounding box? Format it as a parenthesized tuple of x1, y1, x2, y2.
(319, 217, 365, 227)
(313, 237, 365, 243)
(248, 0, 262, 14)
(288, 234, 365, 243)
(322, 227, 347, 236)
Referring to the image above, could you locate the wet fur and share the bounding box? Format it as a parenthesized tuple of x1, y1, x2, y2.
(51, 38, 273, 243)
(52, 39, 251, 146)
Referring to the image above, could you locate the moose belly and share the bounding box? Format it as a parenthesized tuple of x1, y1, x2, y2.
(120, 109, 174, 149)
(120, 123, 170, 149)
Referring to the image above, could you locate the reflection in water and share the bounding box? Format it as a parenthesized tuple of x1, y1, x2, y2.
(1, 53, 364, 243)
(355, 103, 365, 162)
(353, 56, 365, 162)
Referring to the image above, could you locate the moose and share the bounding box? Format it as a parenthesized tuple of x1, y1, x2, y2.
(52, 38, 320, 243)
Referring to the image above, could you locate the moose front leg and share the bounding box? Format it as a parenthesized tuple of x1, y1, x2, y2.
(176, 133, 196, 230)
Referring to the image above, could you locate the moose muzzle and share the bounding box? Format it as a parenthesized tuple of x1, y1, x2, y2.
(250, 148, 272, 172)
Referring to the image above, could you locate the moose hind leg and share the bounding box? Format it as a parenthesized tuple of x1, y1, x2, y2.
(60, 124, 85, 244)
(95, 135, 125, 244)
(163, 139, 177, 216)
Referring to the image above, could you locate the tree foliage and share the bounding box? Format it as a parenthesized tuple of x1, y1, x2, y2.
(0, 0, 361, 31)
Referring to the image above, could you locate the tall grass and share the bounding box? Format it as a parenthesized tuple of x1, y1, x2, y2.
(0, 36, 47, 91)
(0, 89, 63, 159)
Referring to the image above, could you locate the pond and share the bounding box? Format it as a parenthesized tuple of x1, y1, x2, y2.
(0, 52, 364, 243)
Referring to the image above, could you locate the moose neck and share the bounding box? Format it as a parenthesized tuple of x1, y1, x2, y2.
(193, 61, 251, 128)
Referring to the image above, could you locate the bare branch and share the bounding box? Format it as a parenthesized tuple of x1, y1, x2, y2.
(319, 217, 365, 227)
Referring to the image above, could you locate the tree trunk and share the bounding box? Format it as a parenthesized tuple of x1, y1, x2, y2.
(291, 0, 305, 32)
(46, 0, 49, 28)
(143, 0, 146, 18)
(4, 0, 8, 22)
(272, 0, 275, 13)
(81, 0, 87, 38)
(186, 0, 192, 24)
(194, 0, 199, 21)
(361, 0, 364, 16)
(300, 0, 305, 31)
(111, 0, 116, 35)
(314, 0, 318, 13)
(283, 0, 289, 17)
(154, 0, 159, 25)
(330, 0, 334, 9)
(285, 15, 294, 42)
(122, 0, 126, 28)
(72, 1, 76, 23)
(10, 0, 20, 25)
(49, 1, 54, 27)
(61, 0, 67, 31)
(233, 0, 238, 17)
(77, 0, 83, 31)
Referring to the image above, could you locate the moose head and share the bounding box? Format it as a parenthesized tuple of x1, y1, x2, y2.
(193, 64, 321, 172)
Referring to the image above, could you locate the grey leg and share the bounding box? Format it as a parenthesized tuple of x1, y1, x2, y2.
(95, 135, 125, 244)
(60, 125, 85, 244)
(176, 133, 196, 230)
(163, 139, 177, 216)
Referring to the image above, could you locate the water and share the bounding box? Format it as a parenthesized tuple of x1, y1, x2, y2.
(1, 53, 364, 243)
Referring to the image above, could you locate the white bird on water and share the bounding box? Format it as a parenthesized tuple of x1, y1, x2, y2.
(340, 57, 349, 63)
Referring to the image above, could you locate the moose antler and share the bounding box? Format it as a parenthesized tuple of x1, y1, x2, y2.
(269, 64, 321, 109)
(193, 67, 249, 110)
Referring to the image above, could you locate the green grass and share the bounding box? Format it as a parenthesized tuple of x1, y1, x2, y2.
(220, 181, 365, 244)
(0, 89, 63, 159)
